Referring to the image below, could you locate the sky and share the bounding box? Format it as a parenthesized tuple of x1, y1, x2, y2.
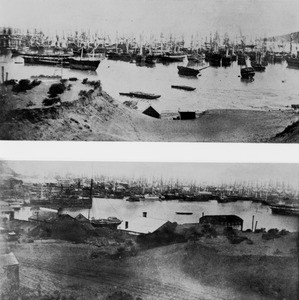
(1, 0, 298, 39)
(5, 161, 299, 187)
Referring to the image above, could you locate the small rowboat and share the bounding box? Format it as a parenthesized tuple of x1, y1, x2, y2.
(171, 85, 196, 91)
(176, 212, 193, 215)
(119, 91, 161, 99)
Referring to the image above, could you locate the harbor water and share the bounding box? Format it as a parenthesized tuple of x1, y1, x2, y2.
(1, 55, 299, 114)
(15, 198, 299, 232)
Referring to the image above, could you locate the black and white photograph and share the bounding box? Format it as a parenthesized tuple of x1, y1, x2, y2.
(0, 0, 299, 299)
(0, 0, 299, 142)
(0, 160, 298, 299)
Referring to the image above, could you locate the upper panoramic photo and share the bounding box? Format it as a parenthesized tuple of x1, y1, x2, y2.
(0, 0, 298, 142)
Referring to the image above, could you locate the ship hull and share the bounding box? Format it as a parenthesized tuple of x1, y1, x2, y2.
(68, 58, 100, 71)
(286, 58, 299, 68)
(177, 66, 199, 77)
(270, 205, 299, 216)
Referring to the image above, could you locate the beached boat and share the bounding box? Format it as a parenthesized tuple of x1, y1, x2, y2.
(171, 85, 196, 91)
(269, 204, 299, 216)
(119, 91, 161, 99)
(91, 217, 122, 229)
(177, 66, 200, 77)
(68, 57, 100, 71)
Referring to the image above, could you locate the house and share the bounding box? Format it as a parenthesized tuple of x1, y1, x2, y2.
(0, 252, 19, 300)
(118, 215, 171, 235)
(142, 105, 161, 119)
(199, 215, 243, 230)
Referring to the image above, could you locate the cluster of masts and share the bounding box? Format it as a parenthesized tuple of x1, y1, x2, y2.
(44, 175, 299, 196)
(2, 26, 297, 55)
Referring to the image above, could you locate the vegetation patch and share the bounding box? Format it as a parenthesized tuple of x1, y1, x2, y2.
(12, 79, 41, 93)
(43, 97, 61, 106)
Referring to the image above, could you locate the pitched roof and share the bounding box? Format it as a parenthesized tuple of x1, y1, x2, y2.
(0, 252, 19, 267)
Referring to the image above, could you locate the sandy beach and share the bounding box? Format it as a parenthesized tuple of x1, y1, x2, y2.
(0, 79, 298, 142)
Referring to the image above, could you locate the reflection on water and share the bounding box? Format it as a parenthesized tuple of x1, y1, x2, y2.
(15, 199, 299, 232)
(1, 55, 299, 113)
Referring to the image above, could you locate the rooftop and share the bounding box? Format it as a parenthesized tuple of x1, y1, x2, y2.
(118, 217, 168, 234)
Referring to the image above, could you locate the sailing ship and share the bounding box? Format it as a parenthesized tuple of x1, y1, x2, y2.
(68, 57, 100, 71)
(286, 52, 299, 68)
(158, 52, 186, 62)
(240, 57, 255, 78)
(221, 49, 231, 67)
(251, 52, 266, 71)
(269, 203, 299, 216)
(22, 53, 70, 67)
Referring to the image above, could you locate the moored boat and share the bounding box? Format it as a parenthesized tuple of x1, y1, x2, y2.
(176, 212, 193, 215)
(177, 66, 200, 77)
(171, 85, 196, 91)
(251, 62, 266, 71)
(68, 57, 100, 71)
(286, 52, 299, 68)
(125, 196, 140, 202)
(119, 91, 161, 99)
(240, 66, 255, 78)
(22, 54, 70, 67)
(269, 204, 299, 216)
(158, 52, 185, 62)
(286, 57, 299, 68)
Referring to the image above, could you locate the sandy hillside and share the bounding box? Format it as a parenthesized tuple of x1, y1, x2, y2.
(0, 79, 298, 142)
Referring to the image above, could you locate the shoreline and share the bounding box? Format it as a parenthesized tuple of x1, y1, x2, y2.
(0, 79, 298, 142)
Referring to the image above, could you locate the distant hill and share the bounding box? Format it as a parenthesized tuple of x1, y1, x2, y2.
(267, 31, 299, 43)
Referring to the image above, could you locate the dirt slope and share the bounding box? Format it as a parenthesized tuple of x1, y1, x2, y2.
(0, 80, 298, 142)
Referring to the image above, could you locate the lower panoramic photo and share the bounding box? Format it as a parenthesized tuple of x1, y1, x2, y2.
(0, 160, 298, 300)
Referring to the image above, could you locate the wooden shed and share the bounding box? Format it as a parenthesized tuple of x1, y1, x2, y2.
(178, 111, 196, 120)
(199, 215, 243, 230)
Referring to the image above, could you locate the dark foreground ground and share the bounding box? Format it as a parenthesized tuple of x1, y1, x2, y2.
(1, 220, 298, 300)
(0, 80, 298, 142)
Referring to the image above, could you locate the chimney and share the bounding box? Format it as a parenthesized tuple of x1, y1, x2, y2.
(143, 212, 147, 218)
(125, 221, 129, 229)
